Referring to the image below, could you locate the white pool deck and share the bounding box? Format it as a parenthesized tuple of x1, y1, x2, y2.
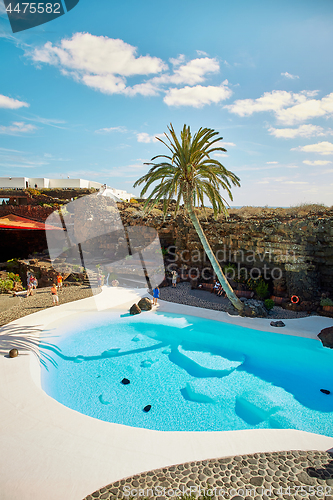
(0, 286, 332, 500)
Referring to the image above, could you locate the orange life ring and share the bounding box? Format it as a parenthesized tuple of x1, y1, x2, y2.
(291, 295, 299, 304)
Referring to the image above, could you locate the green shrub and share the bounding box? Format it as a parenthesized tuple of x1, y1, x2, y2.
(7, 273, 21, 283)
(223, 263, 236, 278)
(320, 297, 333, 307)
(246, 277, 259, 290)
(255, 280, 269, 299)
(0, 279, 14, 292)
(264, 298, 275, 310)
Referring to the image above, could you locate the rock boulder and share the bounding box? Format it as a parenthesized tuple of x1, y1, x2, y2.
(130, 303, 141, 315)
(318, 326, 333, 348)
(138, 297, 152, 311)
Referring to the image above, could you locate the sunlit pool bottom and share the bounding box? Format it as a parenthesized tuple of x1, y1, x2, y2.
(40, 312, 333, 435)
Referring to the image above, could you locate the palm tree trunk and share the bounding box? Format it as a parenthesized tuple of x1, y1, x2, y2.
(186, 204, 244, 313)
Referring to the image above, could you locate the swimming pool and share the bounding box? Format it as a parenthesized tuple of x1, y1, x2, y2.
(40, 312, 333, 435)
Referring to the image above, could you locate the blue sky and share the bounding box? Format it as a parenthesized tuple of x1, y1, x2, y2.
(0, 0, 333, 206)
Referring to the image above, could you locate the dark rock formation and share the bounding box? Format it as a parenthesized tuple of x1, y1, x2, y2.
(121, 378, 130, 385)
(143, 405, 151, 412)
(318, 326, 333, 348)
(270, 320, 286, 327)
(130, 303, 141, 315)
(137, 297, 152, 311)
(242, 300, 267, 318)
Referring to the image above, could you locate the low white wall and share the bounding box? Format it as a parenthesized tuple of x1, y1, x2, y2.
(0, 177, 28, 188)
(28, 178, 49, 188)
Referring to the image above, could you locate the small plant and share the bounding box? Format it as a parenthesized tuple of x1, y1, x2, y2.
(320, 297, 333, 307)
(7, 273, 21, 283)
(0, 279, 14, 293)
(255, 280, 269, 299)
(264, 298, 275, 310)
(247, 277, 259, 291)
(223, 263, 236, 278)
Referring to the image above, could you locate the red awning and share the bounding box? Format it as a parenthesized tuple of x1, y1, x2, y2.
(0, 214, 62, 231)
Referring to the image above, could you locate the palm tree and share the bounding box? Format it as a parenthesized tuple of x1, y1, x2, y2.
(133, 124, 244, 313)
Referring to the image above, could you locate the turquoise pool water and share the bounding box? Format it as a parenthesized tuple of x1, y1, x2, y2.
(41, 312, 333, 435)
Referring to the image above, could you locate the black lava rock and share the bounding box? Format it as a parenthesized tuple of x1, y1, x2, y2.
(121, 378, 130, 385)
(270, 320, 285, 327)
(143, 405, 151, 412)
(320, 389, 330, 395)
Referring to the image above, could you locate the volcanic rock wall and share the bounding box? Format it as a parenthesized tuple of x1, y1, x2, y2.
(118, 205, 333, 300)
(1, 192, 332, 301)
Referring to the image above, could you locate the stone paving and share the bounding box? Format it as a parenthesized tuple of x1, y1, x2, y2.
(84, 450, 333, 500)
(155, 282, 308, 319)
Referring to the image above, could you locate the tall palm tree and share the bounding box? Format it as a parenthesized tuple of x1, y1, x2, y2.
(133, 124, 244, 313)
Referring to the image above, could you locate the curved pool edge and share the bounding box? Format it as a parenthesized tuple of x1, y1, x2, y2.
(0, 286, 332, 500)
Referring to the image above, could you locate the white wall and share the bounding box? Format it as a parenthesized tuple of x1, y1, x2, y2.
(48, 179, 102, 189)
(28, 178, 49, 188)
(108, 187, 134, 201)
(0, 177, 28, 189)
(88, 180, 103, 189)
(0, 177, 102, 191)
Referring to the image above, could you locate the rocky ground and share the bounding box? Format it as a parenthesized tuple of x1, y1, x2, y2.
(0, 284, 99, 327)
(84, 450, 333, 500)
(156, 282, 309, 319)
(0, 282, 309, 328)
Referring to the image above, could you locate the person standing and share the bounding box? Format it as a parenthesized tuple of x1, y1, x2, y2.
(152, 286, 160, 306)
(27, 276, 34, 297)
(57, 274, 63, 291)
(51, 283, 59, 306)
(171, 270, 178, 287)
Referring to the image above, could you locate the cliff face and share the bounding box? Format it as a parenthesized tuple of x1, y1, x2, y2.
(1, 191, 332, 302)
(118, 204, 333, 300)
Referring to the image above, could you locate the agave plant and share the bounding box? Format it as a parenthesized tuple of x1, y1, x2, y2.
(134, 124, 244, 313)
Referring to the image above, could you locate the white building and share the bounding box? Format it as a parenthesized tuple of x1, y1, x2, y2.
(0, 177, 135, 202)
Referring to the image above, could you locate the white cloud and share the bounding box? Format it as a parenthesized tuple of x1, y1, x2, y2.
(124, 82, 160, 96)
(268, 124, 325, 139)
(214, 153, 228, 157)
(30, 35, 225, 103)
(169, 54, 186, 67)
(266, 161, 278, 164)
(147, 57, 220, 89)
(137, 132, 162, 143)
(196, 50, 209, 57)
(281, 72, 299, 79)
(226, 90, 333, 125)
(0, 94, 29, 109)
(168, 57, 219, 85)
(0, 122, 37, 135)
(223, 142, 236, 147)
(164, 84, 232, 107)
(303, 160, 332, 166)
(30, 33, 167, 96)
(278, 93, 333, 125)
(292, 141, 333, 155)
(95, 126, 127, 134)
(225, 90, 295, 116)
